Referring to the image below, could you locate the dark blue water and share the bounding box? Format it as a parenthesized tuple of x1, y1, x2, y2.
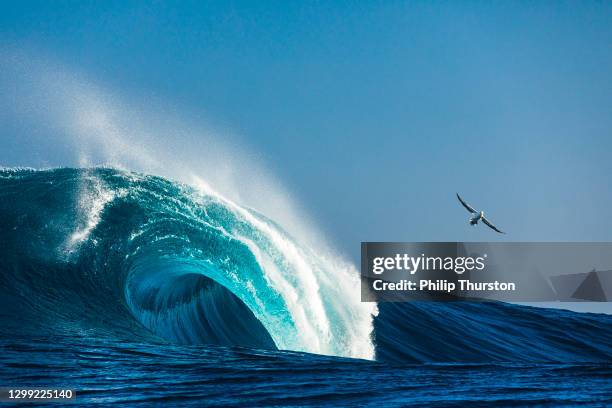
(3, 333, 612, 407)
(1, 168, 612, 406)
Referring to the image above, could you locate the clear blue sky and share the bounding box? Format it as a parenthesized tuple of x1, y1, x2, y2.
(1, 1, 611, 260)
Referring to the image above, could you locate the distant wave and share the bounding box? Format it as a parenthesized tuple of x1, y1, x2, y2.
(375, 302, 612, 363)
(1, 168, 611, 364)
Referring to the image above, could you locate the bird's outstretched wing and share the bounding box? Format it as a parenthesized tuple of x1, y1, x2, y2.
(456, 193, 477, 214)
(482, 216, 505, 234)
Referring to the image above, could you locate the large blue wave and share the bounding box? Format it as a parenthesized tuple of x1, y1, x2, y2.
(0, 167, 374, 359)
(1, 168, 611, 363)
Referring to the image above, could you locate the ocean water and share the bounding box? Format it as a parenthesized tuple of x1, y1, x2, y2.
(3, 334, 612, 407)
(1, 168, 611, 406)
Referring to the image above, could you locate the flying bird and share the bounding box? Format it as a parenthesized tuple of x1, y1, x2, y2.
(456, 193, 505, 234)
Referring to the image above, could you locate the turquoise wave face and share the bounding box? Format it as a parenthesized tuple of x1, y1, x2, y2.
(0, 168, 376, 359)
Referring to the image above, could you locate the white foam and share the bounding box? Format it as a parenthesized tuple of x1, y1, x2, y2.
(66, 176, 116, 251)
(191, 176, 377, 360)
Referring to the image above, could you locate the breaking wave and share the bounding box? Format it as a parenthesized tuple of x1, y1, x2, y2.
(0, 167, 375, 359)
